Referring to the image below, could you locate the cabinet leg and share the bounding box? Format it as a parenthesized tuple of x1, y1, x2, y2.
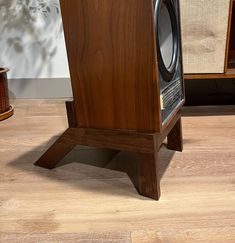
(129, 151, 160, 200)
(34, 130, 76, 169)
(167, 117, 183, 152)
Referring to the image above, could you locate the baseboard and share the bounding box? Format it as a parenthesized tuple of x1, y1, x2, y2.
(8, 78, 72, 99)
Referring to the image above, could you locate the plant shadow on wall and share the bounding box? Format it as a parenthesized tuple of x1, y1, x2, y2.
(0, 0, 63, 79)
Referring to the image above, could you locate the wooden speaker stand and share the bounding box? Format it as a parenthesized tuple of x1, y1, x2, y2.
(35, 101, 183, 200)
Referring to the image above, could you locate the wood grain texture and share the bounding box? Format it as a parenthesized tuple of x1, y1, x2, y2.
(0, 68, 10, 114)
(0, 100, 235, 242)
(64, 128, 157, 154)
(0, 105, 14, 121)
(60, 0, 161, 132)
(167, 117, 183, 152)
(135, 152, 160, 200)
(34, 132, 76, 169)
(65, 101, 77, 128)
(0, 68, 14, 121)
(131, 228, 235, 243)
(0, 232, 131, 243)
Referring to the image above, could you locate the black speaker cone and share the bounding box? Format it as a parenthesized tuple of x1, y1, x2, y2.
(155, 0, 178, 81)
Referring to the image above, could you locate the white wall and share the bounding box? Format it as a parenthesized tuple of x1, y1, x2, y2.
(0, 0, 72, 98)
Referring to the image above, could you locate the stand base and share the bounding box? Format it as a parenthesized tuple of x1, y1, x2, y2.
(0, 105, 14, 121)
(35, 111, 183, 200)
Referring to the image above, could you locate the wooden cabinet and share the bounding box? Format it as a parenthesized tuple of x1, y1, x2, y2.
(181, 0, 235, 79)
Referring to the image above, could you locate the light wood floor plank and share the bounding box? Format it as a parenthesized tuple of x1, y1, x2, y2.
(0, 100, 234, 242)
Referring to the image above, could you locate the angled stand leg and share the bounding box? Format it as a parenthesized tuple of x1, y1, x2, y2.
(35, 129, 76, 169)
(167, 117, 183, 152)
(35, 133, 119, 170)
(128, 151, 160, 200)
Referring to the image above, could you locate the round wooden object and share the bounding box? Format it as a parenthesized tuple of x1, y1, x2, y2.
(0, 68, 14, 121)
(0, 105, 14, 121)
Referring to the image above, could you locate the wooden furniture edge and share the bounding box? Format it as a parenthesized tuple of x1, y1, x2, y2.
(224, 0, 234, 73)
(184, 69, 235, 79)
(0, 105, 14, 121)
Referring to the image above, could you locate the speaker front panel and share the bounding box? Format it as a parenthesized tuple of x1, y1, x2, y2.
(154, 0, 185, 123)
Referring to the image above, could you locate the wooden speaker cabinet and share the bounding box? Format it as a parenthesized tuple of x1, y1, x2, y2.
(35, 0, 185, 200)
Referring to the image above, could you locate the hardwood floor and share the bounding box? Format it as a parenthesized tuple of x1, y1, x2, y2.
(0, 100, 235, 242)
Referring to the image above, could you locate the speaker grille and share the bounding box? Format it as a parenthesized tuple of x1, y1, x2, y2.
(161, 79, 182, 111)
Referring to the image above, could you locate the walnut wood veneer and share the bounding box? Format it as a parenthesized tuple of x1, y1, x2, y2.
(35, 0, 184, 200)
(0, 68, 14, 121)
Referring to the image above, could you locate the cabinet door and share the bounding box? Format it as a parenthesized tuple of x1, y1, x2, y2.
(180, 0, 230, 74)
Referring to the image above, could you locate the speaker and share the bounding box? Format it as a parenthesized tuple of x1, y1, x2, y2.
(35, 0, 185, 200)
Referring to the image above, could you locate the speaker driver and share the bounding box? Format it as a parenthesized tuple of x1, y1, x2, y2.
(155, 0, 179, 81)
